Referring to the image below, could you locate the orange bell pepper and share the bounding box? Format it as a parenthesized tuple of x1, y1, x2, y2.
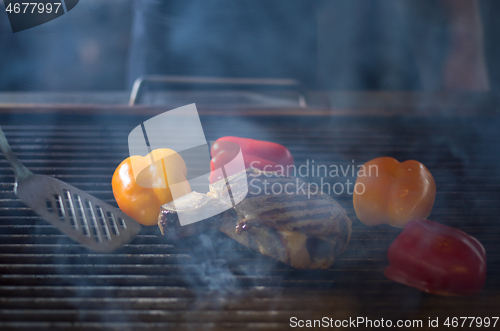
(112, 148, 191, 226)
(353, 157, 436, 228)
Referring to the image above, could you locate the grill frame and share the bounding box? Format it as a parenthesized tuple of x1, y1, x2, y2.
(0, 102, 499, 330)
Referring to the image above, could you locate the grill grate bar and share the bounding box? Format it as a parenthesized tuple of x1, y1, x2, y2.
(0, 322, 287, 331)
(0, 310, 298, 325)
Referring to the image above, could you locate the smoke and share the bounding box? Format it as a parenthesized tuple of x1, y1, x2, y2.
(171, 229, 282, 293)
(166, 229, 284, 330)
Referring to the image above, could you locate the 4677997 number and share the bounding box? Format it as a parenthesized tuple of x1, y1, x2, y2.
(444, 317, 499, 328)
(5, 2, 62, 14)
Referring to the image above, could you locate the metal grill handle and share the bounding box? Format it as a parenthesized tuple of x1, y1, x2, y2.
(129, 75, 307, 108)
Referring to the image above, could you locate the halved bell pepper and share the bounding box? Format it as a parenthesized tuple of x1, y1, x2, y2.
(385, 219, 487, 296)
(353, 157, 436, 228)
(210, 136, 294, 183)
(112, 148, 191, 226)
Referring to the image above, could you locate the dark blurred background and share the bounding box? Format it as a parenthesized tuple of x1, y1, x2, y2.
(0, 0, 499, 93)
(0, 0, 132, 91)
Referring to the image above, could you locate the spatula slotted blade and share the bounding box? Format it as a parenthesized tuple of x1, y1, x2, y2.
(16, 174, 142, 253)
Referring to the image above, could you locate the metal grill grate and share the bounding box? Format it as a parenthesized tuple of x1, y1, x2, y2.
(0, 111, 499, 330)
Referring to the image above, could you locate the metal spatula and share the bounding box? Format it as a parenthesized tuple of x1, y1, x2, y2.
(0, 127, 141, 252)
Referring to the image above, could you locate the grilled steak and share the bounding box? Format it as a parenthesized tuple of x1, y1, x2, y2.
(159, 168, 352, 269)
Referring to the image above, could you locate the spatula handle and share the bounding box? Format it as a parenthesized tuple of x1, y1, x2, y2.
(0, 126, 32, 182)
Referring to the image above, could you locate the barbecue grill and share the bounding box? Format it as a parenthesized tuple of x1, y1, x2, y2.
(0, 92, 499, 330)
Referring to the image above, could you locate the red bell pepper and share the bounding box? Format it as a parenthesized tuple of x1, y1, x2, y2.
(384, 219, 486, 296)
(210, 136, 294, 183)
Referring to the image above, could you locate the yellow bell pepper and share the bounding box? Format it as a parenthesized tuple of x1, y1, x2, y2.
(112, 148, 191, 226)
